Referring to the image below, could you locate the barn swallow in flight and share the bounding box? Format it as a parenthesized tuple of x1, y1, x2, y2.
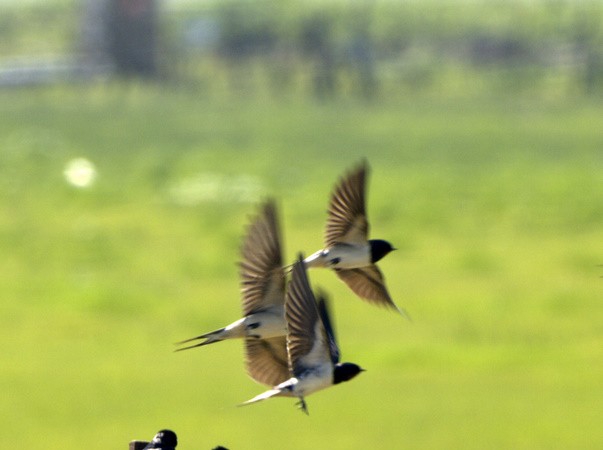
(240, 254, 364, 414)
(303, 160, 404, 314)
(175, 200, 288, 381)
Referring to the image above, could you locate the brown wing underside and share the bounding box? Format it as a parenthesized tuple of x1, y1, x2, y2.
(335, 265, 398, 310)
(245, 336, 290, 387)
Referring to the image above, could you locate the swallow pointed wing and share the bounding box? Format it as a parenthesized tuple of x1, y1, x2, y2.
(239, 200, 286, 316)
(325, 160, 369, 247)
(335, 265, 399, 311)
(316, 295, 339, 364)
(286, 256, 334, 377)
(245, 336, 290, 387)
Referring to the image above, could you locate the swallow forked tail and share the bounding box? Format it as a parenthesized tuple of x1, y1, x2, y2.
(238, 390, 309, 415)
(238, 389, 282, 407)
(283, 251, 322, 274)
(174, 328, 227, 352)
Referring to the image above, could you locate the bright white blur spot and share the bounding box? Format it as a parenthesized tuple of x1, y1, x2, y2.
(63, 158, 97, 188)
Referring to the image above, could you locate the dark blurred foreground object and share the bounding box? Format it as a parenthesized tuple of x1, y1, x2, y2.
(143, 429, 177, 450)
(130, 442, 150, 450)
(129, 430, 228, 450)
(129, 429, 177, 450)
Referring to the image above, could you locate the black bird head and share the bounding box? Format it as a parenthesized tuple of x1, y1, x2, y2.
(333, 362, 365, 384)
(368, 239, 396, 263)
(143, 430, 178, 450)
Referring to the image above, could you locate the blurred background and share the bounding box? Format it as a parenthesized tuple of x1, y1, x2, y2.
(1, 1, 602, 449)
(2, 0, 603, 96)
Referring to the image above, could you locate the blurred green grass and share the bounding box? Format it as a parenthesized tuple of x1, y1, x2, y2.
(1, 83, 602, 449)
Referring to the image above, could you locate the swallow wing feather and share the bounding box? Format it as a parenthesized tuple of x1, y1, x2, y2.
(245, 336, 290, 387)
(325, 161, 369, 247)
(286, 256, 333, 377)
(239, 199, 286, 315)
(335, 265, 398, 310)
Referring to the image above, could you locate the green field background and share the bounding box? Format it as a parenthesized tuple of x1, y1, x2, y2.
(2, 83, 601, 450)
(1, 2, 603, 448)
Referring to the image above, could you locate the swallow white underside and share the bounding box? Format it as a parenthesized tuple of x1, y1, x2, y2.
(303, 243, 371, 269)
(241, 318, 335, 403)
(240, 360, 333, 404)
(232, 306, 287, 340)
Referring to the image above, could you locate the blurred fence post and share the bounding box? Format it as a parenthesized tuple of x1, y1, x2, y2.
(106, 0, 159, 78)
(80, 0, 111, 74)
(80, 0, 159, 78)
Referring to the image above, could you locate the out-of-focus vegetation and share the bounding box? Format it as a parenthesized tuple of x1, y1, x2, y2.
(2, 0, 603, 97)
(1, 1, 602, 450)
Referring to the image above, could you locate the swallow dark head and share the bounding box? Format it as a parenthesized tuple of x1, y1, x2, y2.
(333, 362, 365, 384)
(369, 239, 396, 263)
